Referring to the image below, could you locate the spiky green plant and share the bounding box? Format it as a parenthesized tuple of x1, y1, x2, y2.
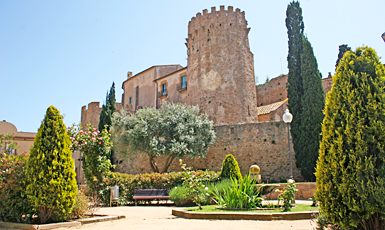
(211, 174, 262, 209)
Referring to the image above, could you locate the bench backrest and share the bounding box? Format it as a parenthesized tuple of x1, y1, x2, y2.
(134, 189, 169, 196)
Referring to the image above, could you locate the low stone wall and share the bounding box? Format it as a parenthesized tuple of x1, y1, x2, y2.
(263, 182, 316, 200)
(115, 121, 304, 182)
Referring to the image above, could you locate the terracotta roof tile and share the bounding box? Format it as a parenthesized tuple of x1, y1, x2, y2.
(256, 98, 288, 115)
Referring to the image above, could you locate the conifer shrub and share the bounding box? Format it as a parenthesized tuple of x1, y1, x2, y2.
(316, 47, 385, 229)
(219, 154, 242, 181)
(25, 106, 77, 223)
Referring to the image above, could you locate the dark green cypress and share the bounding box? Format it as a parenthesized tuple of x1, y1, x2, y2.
(335, 44, 351, 69)
(98, 82, 116, 132)
(316, 47, 385, 229)
(286, 0, 304, 177)
(299, 36, 324, 181)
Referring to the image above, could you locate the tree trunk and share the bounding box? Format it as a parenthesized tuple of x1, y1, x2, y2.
(161, 155, 175, 173)
(149, 156, 159, 173)
(39, 206, 53, 223)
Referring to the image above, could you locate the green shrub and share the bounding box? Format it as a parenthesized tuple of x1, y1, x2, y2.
(211, 174, 262, 209)
(70, 190, 89, 219)
(169, 186, 192, 206)
(316, 47, 385, 229)
(104, 170, 219, 205)
(0, 153, 36, 223)
(25, 106, 77, 223)
(219, 154, 242, 181)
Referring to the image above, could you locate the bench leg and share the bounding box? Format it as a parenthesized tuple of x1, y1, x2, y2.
(135, 200, 137, 206)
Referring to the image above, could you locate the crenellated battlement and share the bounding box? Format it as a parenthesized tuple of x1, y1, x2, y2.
(186, 5, 250, 52)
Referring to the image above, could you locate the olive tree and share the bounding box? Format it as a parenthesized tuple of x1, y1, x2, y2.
(111, 102, 216, 173)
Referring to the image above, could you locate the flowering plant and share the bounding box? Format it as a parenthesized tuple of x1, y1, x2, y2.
(277, 179, 298, 211)
(68, 124, 113, 203)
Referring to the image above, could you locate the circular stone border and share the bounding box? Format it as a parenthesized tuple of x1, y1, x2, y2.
(172, 208, 319, 221)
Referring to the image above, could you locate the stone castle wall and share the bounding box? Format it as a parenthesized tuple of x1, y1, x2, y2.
(115, 121, 303, 181)
(81, 102, 122, 129)
(256, 75, 288, 106)
(185, 6, 258, 125)
(257, 74, 333, 107)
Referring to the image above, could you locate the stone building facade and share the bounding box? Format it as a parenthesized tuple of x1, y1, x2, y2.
(80, 6, 333, 181)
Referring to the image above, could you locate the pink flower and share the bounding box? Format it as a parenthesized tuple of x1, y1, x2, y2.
(98, 142, 101, 145)
(84, 141, 87, 144)
(93, 132, 97, 135)
(93, 128, 96, 131)
(79, 130, 84, 133)
(107, 146, 111, 149)
(97, 131, 100, 133)
(91, 137, 96, 141)
(98, 137, 103, 140)
(74, 141, 78, 144)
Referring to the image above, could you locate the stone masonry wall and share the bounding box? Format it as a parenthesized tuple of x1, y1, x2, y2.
(257, 74, 333, 107)
(256, 74, 288, 106)
(114, 121, 304, 182)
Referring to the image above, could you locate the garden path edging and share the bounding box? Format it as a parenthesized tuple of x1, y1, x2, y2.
(172, 208, 319, 221)
(0, 214, 126, 230)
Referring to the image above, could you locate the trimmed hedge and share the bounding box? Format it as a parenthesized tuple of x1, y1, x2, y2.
(104, 170, 219, 205)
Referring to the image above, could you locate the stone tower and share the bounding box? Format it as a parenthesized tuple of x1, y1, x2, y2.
(186, 6, 258, 125)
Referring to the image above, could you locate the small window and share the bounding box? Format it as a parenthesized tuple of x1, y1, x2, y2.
(181, 76, 187, 89)
(129, 97, 132, 104)
(162, 83, 167, 96)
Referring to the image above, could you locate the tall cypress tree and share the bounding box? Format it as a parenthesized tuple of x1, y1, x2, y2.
(316, 47, 385, 229)
(98, 82, 116, 132)
(286, 0, 304, 177)
(299, 36, 324, 181)
(335, 44, 351, 69)
(25, 106, 77, 223)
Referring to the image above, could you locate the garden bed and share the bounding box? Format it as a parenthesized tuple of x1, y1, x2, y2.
(172, 204, 319, 221)
(0, 214, 126, 230)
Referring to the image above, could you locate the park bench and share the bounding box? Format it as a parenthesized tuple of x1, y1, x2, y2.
(133, 189, 170, 206)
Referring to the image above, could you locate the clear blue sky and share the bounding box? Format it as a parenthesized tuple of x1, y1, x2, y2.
(1, 0, 384, 133)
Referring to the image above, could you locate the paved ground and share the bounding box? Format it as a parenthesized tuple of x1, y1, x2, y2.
(55, 201, 317, 230)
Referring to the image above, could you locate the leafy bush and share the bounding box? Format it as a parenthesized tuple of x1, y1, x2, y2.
(104, 170, 219, 205)
(70, 190, 89, 219)
(219, 154, 242, 181)
(211, 174, 262, 209)
(0, 153, 36, 223)
(25, 106, 77, 223)
(316, 47, 385, 229)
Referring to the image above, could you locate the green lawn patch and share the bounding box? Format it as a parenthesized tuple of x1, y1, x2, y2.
(185, 204, 320, 213)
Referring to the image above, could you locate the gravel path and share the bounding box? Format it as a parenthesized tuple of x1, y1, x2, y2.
(55, 201, 317, 230)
